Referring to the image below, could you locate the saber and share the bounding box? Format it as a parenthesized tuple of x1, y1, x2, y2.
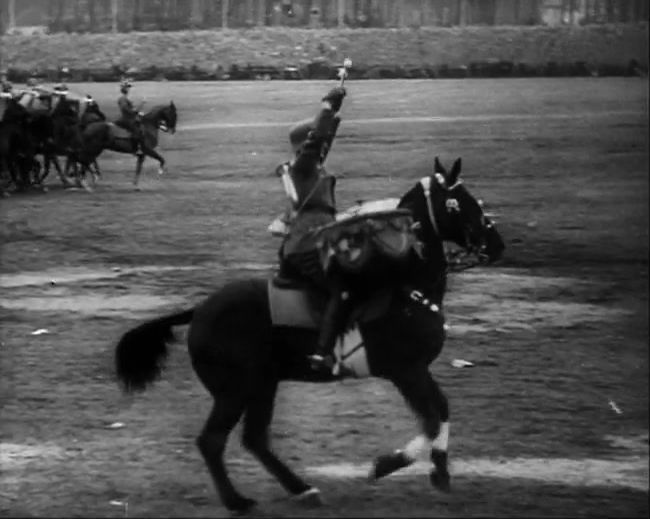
(338, 57, 352, 87)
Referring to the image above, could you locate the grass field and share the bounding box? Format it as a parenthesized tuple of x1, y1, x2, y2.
(0, 78, 648, 517)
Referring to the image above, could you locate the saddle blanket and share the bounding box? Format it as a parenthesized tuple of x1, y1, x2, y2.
(268, 279, 370, 378)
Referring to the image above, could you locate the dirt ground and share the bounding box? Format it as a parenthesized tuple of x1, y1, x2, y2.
(0, 78, 648, 517)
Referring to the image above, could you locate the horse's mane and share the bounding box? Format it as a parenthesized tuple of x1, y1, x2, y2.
(143, 104, 170, 121)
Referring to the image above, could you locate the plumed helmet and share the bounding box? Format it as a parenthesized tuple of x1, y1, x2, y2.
(288, 118, 315, 153)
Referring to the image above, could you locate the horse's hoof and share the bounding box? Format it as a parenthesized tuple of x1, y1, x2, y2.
(157, 167, 165, 176)
(368, 451, 413, 481)
(293, 487, 323, 507)
(227, 497, 257, 516)
(430, 469, 451, 492)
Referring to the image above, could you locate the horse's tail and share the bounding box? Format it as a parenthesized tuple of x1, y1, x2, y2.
(115, 309, 194, 393)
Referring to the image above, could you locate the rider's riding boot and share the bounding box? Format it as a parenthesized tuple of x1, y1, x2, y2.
(308, 289, 348, 373)
(135, 138, 144, 157)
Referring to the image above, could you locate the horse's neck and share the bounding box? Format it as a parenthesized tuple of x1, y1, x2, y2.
(143, 106, 163, 123)
(398, 182, 448, 300)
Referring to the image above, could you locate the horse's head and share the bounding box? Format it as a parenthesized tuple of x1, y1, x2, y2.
(430, 157, 504, 264)
(145, 102, 177, 134)
(82, 97, 106, 120)
(403, 157, 504, 265)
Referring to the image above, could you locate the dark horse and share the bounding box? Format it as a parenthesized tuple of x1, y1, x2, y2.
(115, 157, 505, 513)
(78, 102, 177, 188)
(35, 94, 83, 188)
(42, 97, 107, 189)
(0, 97, 39, 191)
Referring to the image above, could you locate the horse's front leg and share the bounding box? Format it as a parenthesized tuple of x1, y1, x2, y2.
(369, 365, 451, 492)
(92, 159, 101, 181)
(144, 147, 166, 176)
(51, 152, 72, 187)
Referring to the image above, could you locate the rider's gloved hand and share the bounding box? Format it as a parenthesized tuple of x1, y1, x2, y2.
(322, 86, 346, 113)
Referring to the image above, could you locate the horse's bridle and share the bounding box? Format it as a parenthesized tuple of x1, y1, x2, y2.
(418, 174, 461, 238)
(419, 174, 488, 271)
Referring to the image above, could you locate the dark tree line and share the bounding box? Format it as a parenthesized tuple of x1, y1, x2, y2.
(1, 0, 647, 33)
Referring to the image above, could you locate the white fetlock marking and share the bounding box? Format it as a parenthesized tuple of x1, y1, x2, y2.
(403, 434, 428, 461)
(431, 422, 450, 451)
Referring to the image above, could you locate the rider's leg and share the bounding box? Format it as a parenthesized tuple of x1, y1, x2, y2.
(309, 274, 351, 372)
(135, 125, 144, 156)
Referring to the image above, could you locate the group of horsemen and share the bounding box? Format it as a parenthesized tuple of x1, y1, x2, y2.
(0, 76, 147, 185)
(1, 76, 445, 375)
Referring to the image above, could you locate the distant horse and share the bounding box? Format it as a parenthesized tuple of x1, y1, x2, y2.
(114, 157, 505, 513)
(78, 102, 177, 188)
(35, 95, 82, 188)
(0, 97, 38, 191)
(40, 96, 106, 188)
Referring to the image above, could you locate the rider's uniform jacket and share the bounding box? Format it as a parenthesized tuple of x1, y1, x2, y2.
(281, 104, 340, 257)
(117, 94, 137, 123)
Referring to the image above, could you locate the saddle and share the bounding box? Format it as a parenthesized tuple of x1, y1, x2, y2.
(267, 274, 392, 330)
(107, 122, 133, 141)
(268, 274, 393, 378)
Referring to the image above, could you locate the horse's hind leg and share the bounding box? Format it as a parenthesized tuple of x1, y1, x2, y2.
(241, 375, 317, 502)
(369, 366, 450, 492)
(133, 154, 145, 188)
(193, 362, 256, 513)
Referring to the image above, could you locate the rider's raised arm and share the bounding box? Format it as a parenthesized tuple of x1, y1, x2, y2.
(293, 87, 346, 176)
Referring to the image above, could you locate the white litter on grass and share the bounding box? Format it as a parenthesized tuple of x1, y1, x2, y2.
(451, 359, 475, 368)
(609, 400, 623, 415)
(105, 422, 125, 429)
(30, 328, 49, 335)
(109, 500, 125, 506)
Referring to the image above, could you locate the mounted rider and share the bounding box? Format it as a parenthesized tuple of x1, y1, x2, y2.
(275, 84, 350, 373)
(115, 78, 144, 156)
(0, 79, 13, 100)
(51, 83, 77, 115)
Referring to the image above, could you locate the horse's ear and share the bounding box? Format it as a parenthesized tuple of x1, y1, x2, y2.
(170, 100, 175, 108)
(434, 156, 445, 174)
(449, 158, 462, 184)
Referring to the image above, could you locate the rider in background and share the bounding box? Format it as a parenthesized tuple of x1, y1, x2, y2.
(277, 85, 349, 373)
(115, 78, 144, 156)
(1, 79, 13, 99)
